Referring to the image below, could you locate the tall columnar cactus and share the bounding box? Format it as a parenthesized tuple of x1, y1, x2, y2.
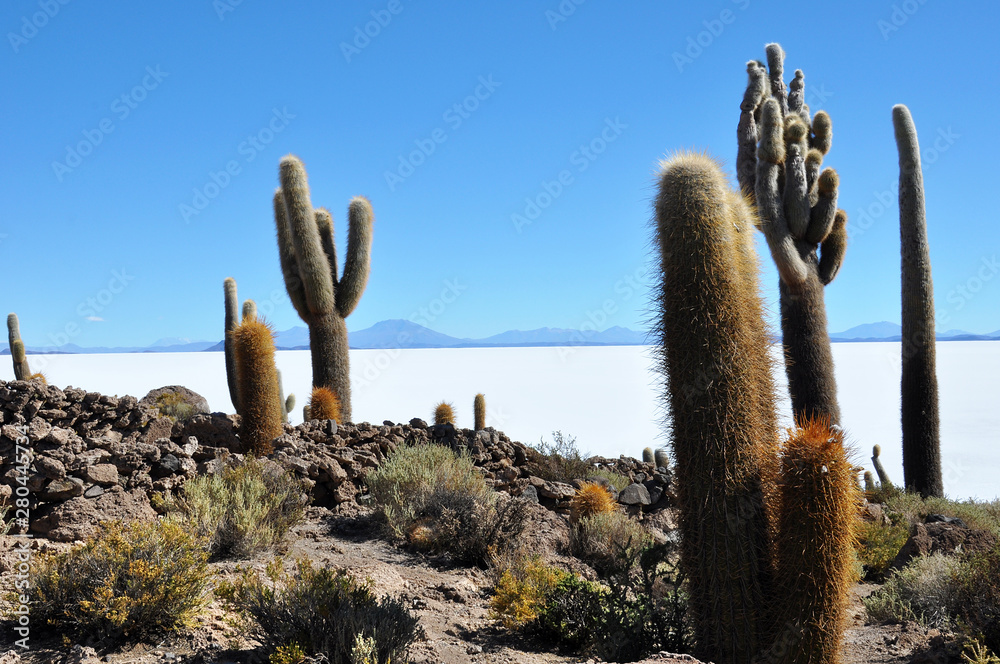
(231, 317, 283, 456)
(273, 155, 373, 424)
(768, 418, 861, 664)
(7, 313, 32, 381)
(224, 278, 240, 411)
(473, 393, 486, 430)
(737, 44, 847, 425)
(654, 153, 779, 664)
(893, 104, 943, 498)
(871, 444, 894, 490)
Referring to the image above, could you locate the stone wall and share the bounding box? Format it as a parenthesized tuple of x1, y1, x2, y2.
(0, 379, 672, 541)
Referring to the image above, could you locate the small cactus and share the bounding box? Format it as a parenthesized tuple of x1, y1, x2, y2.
(7, 313, 32, 381)
(654, 448, 670, 469)
(276, 369, 294, 424)
(231, 317, 283, 456)
(642, 447, 655, 464)
(242, 299, 257, 323)
(307, 386, 342, 423)
(434, 402, 455, 426)
(872, 444, 894, 489)
(767, 418, 861, 664)
(864, 471, 876, 494)
(570, 482, 617, 520)
(473, 393, 486, 430)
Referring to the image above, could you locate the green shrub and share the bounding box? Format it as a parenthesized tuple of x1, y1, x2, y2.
(863, 553, 959, 627)
(884, 493, 1000, 536)
(856, 519, 911, 581)
(527, 431, 593, 483)
(365, 443, 528, 566)
(586, 467, 631, 492)
(219, 558, 422, 664)
(27, 519, 211, 641)
(160, 457, 309, 559)
(155, 392, 199, 422)
(570, 510, 653, 576)
(951, 542, 1000, 655)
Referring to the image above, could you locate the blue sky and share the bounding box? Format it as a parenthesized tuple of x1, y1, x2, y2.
(3, 1, 998, 347)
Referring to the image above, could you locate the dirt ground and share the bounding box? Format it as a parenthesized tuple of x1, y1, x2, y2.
(0, 503, 969, 664)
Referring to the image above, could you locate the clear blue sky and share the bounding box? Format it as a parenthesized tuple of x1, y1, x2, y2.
(3, 1, 998, 347)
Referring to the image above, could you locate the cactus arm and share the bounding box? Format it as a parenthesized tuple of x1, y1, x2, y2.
(335, 196, 374, 319)
(804, 170, 839, 244)
(894, 103, 942, 498)
(737, 61, 768, 199)
(810, 111, 832, 155)
(274, 190, 310, 321)
(314, 208, 339, 290)
(279, 155, 336, 317)
(782, 118, 811, 240)
(224, 278, 240, 412)
(787, 69, 808, 122)
(242, 299, 257, 323)
(818, 211, 848, 285)
(285, 393, 296, 415)
(765, 43, 788, 115)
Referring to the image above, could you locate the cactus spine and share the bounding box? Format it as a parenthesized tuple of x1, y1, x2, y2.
(273, 155, 373, 423)
(737, 44, 846, 425)
(434, 402, 455, 426)
(893, 104, 943, 498)
(307, 386, 341, 423)
(767, 418, 861, 664)
(473, 393, 486, 430)
(231, 317, 283, 456)
(654, 153, 779, 663)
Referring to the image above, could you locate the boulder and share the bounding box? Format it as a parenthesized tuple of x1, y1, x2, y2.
(83, 464, 119, 486)
(30, 488, 157, 542)
(619, 483, 651, 506)
(139, 386, 210, 417)
(890, 521, 997, 570)
(41, 477, 84, 501)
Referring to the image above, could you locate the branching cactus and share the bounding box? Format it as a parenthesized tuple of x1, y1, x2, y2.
(654, 153, 779, 664)
(7, 313, 32, 381)
(273, 155, 373, 423)
(737, 44, 847, 425)
(893, 104, 943, 498)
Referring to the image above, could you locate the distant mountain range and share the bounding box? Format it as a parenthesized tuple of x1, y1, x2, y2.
(4, 319, 997, 355)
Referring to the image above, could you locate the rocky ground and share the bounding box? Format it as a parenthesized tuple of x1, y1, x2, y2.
(0, 379, 979, 663)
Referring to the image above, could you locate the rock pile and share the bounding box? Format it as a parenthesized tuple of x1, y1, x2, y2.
(0, 379, 673, 541)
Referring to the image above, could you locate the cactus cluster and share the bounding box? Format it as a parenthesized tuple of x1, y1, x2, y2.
(893, 105, 943, 498)
(224, 278, 294, 422)
(654, 151, 859, 664)
(736, 44, 846, 425)
(273, 155, 373, 424)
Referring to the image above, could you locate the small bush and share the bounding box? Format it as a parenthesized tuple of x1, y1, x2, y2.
(527, 431, 593, 483)
(586, 467, 631, 491)
(155, 392, 198, 422)
(884, 493, 1000, 537)
(160, 457, 309, 559)
(856, 519, 911, 581)
(488, 556, 569, 629)
(951, 542, 1000, 655)
(28, 519, 211, 641)
(570, 510, 653, 576)
(366, 443, 528, 566)
(864, 553, 959, 627)
(219, 558, 422, 664)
